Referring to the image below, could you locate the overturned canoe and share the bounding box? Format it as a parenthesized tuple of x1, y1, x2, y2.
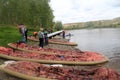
(28, 36, 78, 46)
(0, 46, 108, 65)
(8, 43, 56, 55)
(8, 43, 82, 56)
(48, 39, 77, 46)
(27, 36, 39, 42)
(0, 62, 53, 80)
(7, 43, 108, 57)
(0, 61, 119, 80)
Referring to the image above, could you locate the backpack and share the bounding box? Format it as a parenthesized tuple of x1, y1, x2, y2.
(38, 31, 44, 38)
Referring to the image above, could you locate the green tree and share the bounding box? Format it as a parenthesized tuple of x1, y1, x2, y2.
(0, 0, 54, 28)
(54, 21, 63, 30)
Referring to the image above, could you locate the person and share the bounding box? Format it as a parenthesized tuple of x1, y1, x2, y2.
(62, 30, 65, 39)
(44, 29, 48, 45)
(33, 31, 38, 38)
(18, 24, 28, 43)
(68, 33, 71, 40)
(38, 28, 44, 48)
(25, 27, 28, 42)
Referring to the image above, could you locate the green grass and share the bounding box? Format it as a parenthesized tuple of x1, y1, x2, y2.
(0, 25, 57, 47)
(0, 25, 38, 47)
(0, 25, 22, 46)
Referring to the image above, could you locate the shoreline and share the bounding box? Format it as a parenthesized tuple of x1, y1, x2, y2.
(0, 38, 119, 80)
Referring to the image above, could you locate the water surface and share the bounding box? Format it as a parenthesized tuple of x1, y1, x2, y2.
(69, 28, 120, 73)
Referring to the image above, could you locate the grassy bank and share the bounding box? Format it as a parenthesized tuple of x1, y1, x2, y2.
(0, 25, 21, 46)
(0, 25, 38, 47)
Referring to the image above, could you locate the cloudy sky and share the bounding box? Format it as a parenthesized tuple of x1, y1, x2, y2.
(50, 0, 120, 24)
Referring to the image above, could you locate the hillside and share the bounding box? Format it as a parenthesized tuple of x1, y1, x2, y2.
(63, 17, 120, 29)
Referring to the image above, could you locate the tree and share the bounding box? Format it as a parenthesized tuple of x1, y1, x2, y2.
(54, 21, 63, 30)
(0, 0, 54, 28)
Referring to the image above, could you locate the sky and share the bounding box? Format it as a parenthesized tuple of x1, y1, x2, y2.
(50, 0, 120, 24)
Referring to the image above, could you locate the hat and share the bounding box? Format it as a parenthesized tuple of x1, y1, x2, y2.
(40, 28, 44, 31)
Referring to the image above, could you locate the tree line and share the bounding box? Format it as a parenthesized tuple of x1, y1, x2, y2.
(0, 0, 55, 29)
(63, 18, 120, 30)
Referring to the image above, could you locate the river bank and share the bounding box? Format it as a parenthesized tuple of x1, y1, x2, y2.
(0, 37, 119, 80)
(0, 39, 79, 80)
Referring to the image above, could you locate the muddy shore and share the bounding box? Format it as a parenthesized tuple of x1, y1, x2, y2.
(0, 39, 78, 80)
(0, 39, 119, 80)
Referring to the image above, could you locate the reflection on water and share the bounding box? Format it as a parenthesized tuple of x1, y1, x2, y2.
(69, 28, 120, 73)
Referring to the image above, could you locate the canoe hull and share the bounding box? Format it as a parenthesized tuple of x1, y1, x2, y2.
(28, 37, 78, 46)
(0, 53, 109, 65)
(0, 64, 53, 80)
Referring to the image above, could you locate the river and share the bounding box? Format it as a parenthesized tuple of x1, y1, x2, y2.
(69, 28, 120, 73)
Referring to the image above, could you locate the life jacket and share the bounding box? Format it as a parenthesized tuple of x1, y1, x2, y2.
(44, 31, 48, 38)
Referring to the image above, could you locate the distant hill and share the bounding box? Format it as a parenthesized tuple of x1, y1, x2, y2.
(63, 17, 120, 29)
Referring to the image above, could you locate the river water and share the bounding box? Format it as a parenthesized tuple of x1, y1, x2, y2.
(69, 28, 120, 73)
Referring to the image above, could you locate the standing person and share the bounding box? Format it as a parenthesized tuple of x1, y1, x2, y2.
(24, 27, 28, 42)
(38, 28, 44, 48)
(66, 33, 72, 41)
(18, 24, 28, 43)
(44, 29, 48, 45)
(62, 30, 65, 39)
